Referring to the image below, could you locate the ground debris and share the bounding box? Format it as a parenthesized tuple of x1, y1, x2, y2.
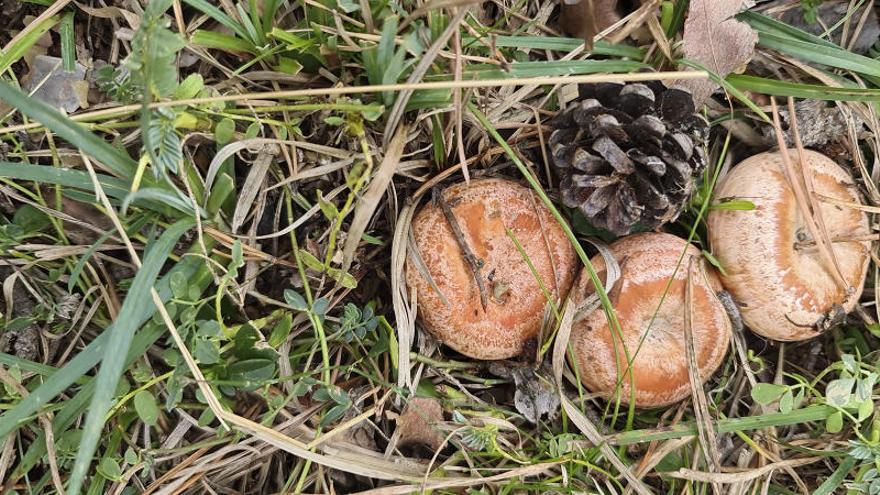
(23, 55, 89, 113)
(394, 397, 446, 458)
(489, 362, 560, 423)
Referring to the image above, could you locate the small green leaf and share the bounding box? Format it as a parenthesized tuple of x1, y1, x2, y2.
(98, 457, 123, 481)
(312, 297, 330, 319)
(327, 267, 358, 289)
(298, 249, 324, 271)
(133, 390, 160, 426)
(174, 73, 204, 99)
(361, 233, 383, 245)
(245, 122, 261, 139)
(826, 410, 844, 433)
(215, 118, 236, 145)
(197, 407, 215, 426)
(337, 0, 359, 13)
(269, 314, 293, 347)
(194, 339, 220, 364)
(779, 390, 794, 413)
(751, 383, 788, 405)
(320, 403, 349, 427)
(197, 320, 223, 338)
(12, 204, 50, 232)
(841, 354, 857, 374)
(701, 250, 728, 277)
(123, 447, 138, 465)
(317, 190, 339, 221)
(284, 289, 308, 311)
(858, 399, 874, 422)
(274, 56, 303, 75)
(170, 271, 188, 299)
(826, 378, 855, 407)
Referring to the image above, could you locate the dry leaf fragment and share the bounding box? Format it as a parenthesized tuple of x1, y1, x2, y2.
(677, 0, 757, 105)
(489, 362, 560, 423)
(395, 397, 445, 457)
(23, 55, 89, 113)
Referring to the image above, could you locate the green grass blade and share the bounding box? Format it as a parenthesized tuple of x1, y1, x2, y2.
(0, 245, 207, 439)
(462, 59, 647, 79)
(738, 10, 841, 48)
(0, 353, 65, 377)
(8, 251, 214, 480)
(0, 16, 58, 74)
(60, 11, 76, 72)
(812, 455, 858, 495)
(0, 162, 131, 199)
(756, 32, 880, 78)
(605, 405, 835, 445)
(67, 219, 195, 495)
(181, 0, 252, 42)
(0, 81, 138, 178)
(739, 11, 880, 78)
(727, 74, 880, 101)
(191, 29, 257, 54)
(464, 36, 645, 59)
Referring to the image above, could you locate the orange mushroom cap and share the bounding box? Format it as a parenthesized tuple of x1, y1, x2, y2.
(707, 149, 871, 341)
(570, 232, 732, 408)
(405, 178, 579, 360)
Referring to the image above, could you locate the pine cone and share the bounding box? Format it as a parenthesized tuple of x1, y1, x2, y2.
(549, 82, 709, 236)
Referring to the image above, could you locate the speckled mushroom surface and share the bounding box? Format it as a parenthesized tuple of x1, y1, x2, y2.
(405, 178, 578, 360)
(707, 149, 871, 341)
(570, 233, 731, 408)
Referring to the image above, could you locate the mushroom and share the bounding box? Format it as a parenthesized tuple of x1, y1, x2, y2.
(570, 233, 731, 408)
(405, 178, 578, 360)
(707, 149, 871, 341)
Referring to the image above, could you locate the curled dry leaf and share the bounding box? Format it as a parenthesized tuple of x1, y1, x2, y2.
(676, 0, 758, 105)
(395, 397, 445, 457)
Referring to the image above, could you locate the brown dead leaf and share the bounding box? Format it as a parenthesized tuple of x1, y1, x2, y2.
(677, 0, 757, 105)
(395, 397, 445, 458)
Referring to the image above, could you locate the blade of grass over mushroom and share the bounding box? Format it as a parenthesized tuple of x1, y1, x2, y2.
(470, 101, 643, 430)
(468, 103, 651, 481)
(67, 219, 196, 495)
(467, 102, 616, 338)
(505, 228, 560, 322)
(0, 81, 139, 178)
(0, 247, 210, 440)
(727, 74, 880, 102)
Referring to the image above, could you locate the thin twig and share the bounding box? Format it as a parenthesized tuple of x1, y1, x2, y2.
(433, 187, 488, 310)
